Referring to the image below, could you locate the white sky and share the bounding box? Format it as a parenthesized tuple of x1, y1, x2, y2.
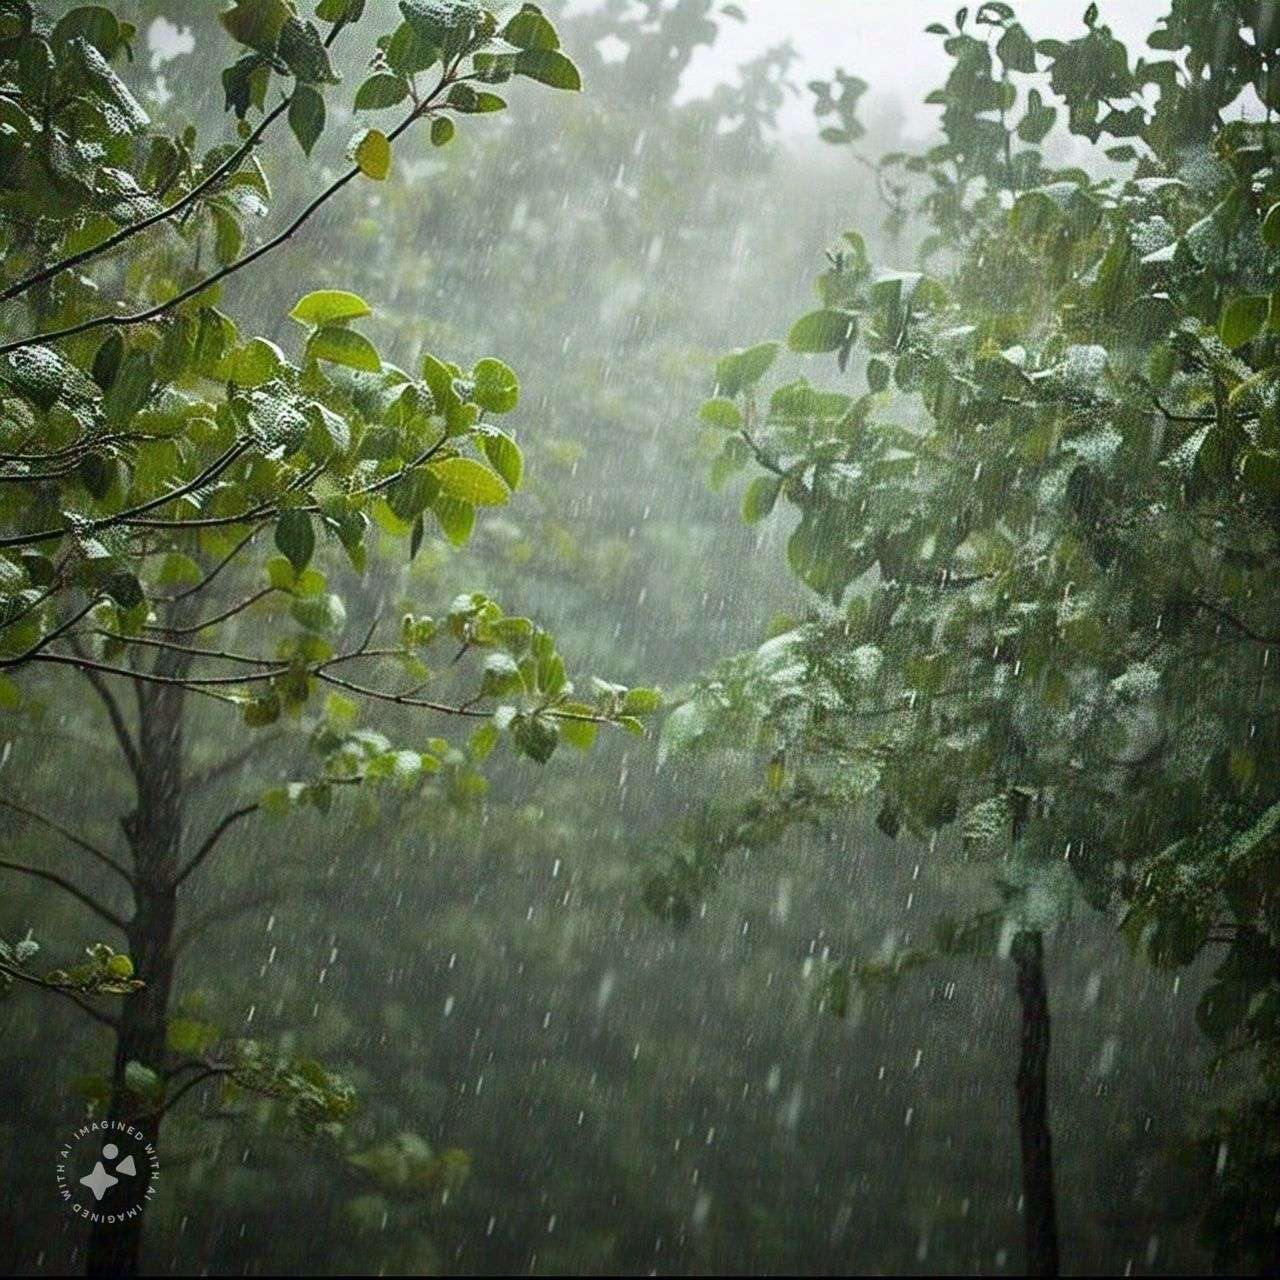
(675, 0, 1170, 132)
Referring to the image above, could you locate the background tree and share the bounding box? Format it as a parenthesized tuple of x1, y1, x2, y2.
(661, 1, 1280, 1273)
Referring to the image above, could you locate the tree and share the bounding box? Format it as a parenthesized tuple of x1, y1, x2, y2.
(0, 3, 659, 1274)
(659, 2, 1280, 1273)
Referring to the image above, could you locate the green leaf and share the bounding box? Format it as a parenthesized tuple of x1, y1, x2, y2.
(291, 592, 345, 633)
(220, 0, 290, 52)
(355, 73, 409, 110)
(219, 337, 284, 386)
(307, 325, 381, 372)
(699, 397, 742, 429)
(1241, 449, 1280, 497)
(1220, 295, 1269, 348)
(741, 474, 782, 524)
(275, 509, 315, 571)
(428, 457, 510, 506)
(996, 22, 1036, 72)
(124, 1060, 161, 1099)
(431, 116, 455, 146)
(399, 0, 479, 47)
(866, 357, 890, 392)
(278, 16, 338, 83)
(788, 309, 856, 353)
(504, 4, 559, 50)
(622, 687, 662, 714)
(102, 349, 153, 423)
(432, 493, 475, 544)
(351, 128, 391, 179)
(288, 83, 325, 154)
(472, 356, 519, 413)
(157, 553, 201, 586)
(482, 431, 523, 490)
(386, 21, 439, 74)
(1263, 202, 1280, 250)
(167, 1017, 219, 1054)
(513, 47, 581, 91)
(290, 289, 372, 326)
(244, 692, 281, 727)
(469, 721, 500, 761)
(446, 84, 506, 113)
(513, 713, 559, 762)
(715, 342, 779, 397)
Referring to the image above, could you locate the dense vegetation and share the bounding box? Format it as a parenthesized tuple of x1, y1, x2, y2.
(1, 0, 1278, 1276)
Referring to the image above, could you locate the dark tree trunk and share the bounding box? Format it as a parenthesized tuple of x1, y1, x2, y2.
(86, 680, 186, 1278)
(1012, 928, 1060, 1277)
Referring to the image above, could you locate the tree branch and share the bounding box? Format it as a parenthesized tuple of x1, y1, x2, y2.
(159, 1064, 234, 1118)
(174, 804, 259, 888)
(0, 858, 126, 930)
(69, 638, 143, 782)
(0, 102, 290, 306)
(0, 93, 442, 359)
(0, 959, 120, 1029)
(0, 796, 133, 886)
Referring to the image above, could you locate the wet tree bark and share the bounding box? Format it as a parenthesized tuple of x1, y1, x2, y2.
(85, 678, 186, 1278)
(1012, 928, 1060, 1277)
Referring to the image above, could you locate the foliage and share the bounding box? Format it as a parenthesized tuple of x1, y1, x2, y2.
(0, 1, 660, 772)
(667, 3, 1280, 1269)
(0, 1, 657, 1267)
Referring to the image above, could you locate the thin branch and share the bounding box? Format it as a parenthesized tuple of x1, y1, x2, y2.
(73, 649, 143, 782)
(157, 523, 266, 604)
(0, 858, 126, 930)
(738, 427, 788, 478)
(0, 101, 290, 306)
(0, 796, 133, 885)
(144, 586, 276, 636)
(0, 96, 439, 358)
(0, 595, 101, 669)
(85, 629, 281, 668)
(175, 804, 259, 888)
(160, 1065, 234, 1118)
(1150, 391, 1214, 425)
(186, 731, 284, 794)
(28, 650, 284, 687)
(0, 439, 251, 550)
(0, 959, 120, 1029)
(0, 16, 352, 309)
(1189, 597, 1280, 645)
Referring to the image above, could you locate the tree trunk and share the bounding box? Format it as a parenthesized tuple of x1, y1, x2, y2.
(1012, 928, 1060, 1277)
(86, 680, 186, 1278)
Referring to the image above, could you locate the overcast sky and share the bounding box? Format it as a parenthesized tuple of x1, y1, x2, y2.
(674, 0, 1170, 132)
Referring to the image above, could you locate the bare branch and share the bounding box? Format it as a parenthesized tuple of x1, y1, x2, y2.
(0, 858, 126, 930)
(186, 731, 284, 795)
(0, 796, 133, 886)
(69, 638, 142, 782)
(175, 804, 259, 888)
(159, 1064, 234, 1118)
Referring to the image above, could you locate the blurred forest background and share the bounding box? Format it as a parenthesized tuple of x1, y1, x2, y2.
(0, 0, 1245, 1274)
